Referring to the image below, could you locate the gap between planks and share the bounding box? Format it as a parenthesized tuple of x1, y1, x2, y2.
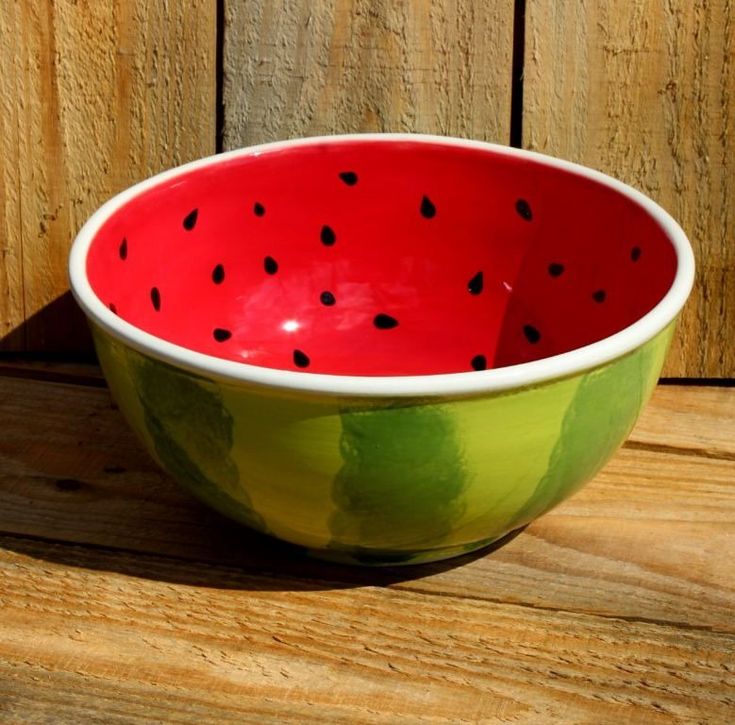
(1, 533, 734, 722)
(0, 369, 733, 635)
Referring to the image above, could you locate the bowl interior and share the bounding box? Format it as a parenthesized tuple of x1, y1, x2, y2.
(86, 139, 677, 376)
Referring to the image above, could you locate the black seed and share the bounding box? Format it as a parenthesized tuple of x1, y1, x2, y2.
(523, 324, 541, 343)
(264, 256, 278, 274)
(471, 354, 487, 371)
(150, 287, 161, 311)
(420, 195, 436, 218)
(109, 303, 118, 314)
(183, 208, 198, 230)
(374, 313, 399, 329)
(320, 290, 336, 306)
(515, 198, 533, 221)
(339, 171, 358, 185)
(293, 349, 310, 368)
(468, 271, 484, 295)
(631, 245, 642, 262)
(592, 289, 607, 303)
(320, 225, 336, 246)
(253, 202, 265, 216)
(212, 263, 225, 284)
(213, 328, 232, 342)
(548, 262, 565, 277)
(119, 238, 128, 260)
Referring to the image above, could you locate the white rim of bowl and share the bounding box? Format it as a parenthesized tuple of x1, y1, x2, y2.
(69, 133, 695, 398)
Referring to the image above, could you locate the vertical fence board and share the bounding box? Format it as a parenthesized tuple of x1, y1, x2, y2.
(0, 0, 216, 351)
(222, 0, 515, 148)
(523, 0, 735, 377)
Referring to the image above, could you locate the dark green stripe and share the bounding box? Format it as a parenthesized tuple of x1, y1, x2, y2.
(329, 401, 468, 559)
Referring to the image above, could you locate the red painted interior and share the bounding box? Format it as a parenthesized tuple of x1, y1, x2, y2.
(86, 140, 678, 376)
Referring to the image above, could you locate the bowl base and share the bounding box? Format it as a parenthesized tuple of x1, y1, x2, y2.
(304, 533, 509, 567)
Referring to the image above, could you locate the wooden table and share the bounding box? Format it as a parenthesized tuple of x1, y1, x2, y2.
(1, 362, 733, 722)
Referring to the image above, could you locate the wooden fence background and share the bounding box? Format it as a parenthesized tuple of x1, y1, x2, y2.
(1, 0, 732, 377)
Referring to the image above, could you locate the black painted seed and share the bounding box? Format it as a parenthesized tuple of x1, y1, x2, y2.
(523, 324, 541, 344)
(264, 256, 278, 274)
(548, 262, 565, 277)
(374, 313, 399, 329)
(183, 208, 198, 230)
(471, 354, 487, 371)
(420, 195, 436, 219)
(468, 271, 484, 295)
(212, 264, 225, 284)
(631, 246, 642, 262)
(150, 287, 161, 311)
(213, 328, 232, 342)
(109, 303, 118, 314)
(515, 198, 533, 221)
(119, 238, 128, 260)
(320, 290, 336, 306)
(339, 171, 358, 185)
(320, 225, 336, 246)
(254, 202, 265, 216)
(293, 349, 310, 368)
(592, 289, 607, 303)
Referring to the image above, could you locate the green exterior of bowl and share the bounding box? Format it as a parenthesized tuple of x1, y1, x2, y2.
(92, 321, 675, 565)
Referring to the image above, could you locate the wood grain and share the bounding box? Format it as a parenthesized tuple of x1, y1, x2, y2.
(0, 373, 733, 634)
(523, 0, 735, 378)
(0, 0, 216, 352)
(222, 0, 514, 148)
(0, 535, 733, 723)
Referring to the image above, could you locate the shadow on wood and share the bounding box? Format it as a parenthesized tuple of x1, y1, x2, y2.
(0, 291, 94, 355)
(0, 366, 525, 591)
(1, 525, 524, 594)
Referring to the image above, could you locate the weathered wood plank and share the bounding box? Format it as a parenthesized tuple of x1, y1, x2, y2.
(628, 385, 735, 458)
(0, 375, 733, 634)
(0, 0, 216, 352)
(222, 0, 514, 147)
(0, 535, 733, 723)
(0, 357, 105, 386)
(523, 0, 735, 378)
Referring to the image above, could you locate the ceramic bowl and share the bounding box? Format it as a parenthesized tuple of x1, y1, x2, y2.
(69, 134, 694, 565)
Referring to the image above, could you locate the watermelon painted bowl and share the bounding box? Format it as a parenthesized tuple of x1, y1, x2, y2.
(69, 134, 694, 566)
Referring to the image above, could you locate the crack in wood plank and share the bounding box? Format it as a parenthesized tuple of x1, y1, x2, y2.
(623, 438, 735, 463)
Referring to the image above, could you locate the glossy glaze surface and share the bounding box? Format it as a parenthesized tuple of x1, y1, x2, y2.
(86, 140, 677, 376)
(93, 323, 673, 565)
